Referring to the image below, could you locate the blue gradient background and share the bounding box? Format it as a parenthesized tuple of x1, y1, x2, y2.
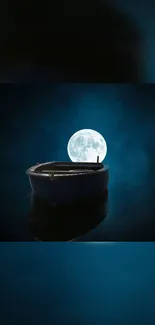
(2, 83, 155, 198)
(1, 242, 155, 325)
(1, 83, 155, 241)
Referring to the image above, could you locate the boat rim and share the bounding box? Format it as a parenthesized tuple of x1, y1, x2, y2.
(26, 161, 109, 178)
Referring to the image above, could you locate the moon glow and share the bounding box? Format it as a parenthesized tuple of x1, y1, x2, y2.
(67, 129, 107, 163)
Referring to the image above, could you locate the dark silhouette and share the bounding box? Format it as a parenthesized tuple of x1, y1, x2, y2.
(2, 0, 143, 82)
(28, 191, 108, 241)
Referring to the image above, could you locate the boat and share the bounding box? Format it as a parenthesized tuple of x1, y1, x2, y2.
(26, 160, 109, 205)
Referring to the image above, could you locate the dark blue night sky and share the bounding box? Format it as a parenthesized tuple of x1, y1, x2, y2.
(1, 83, 155, 198)
(1, 242, 155, 325)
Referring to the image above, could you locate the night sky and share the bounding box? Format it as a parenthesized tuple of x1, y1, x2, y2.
(1, 83, 155, 197)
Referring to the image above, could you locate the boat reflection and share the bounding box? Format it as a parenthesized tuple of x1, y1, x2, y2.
(28, 191, 108, 241)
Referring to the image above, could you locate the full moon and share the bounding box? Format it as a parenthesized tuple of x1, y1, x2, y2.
(67, 129, 107, 163)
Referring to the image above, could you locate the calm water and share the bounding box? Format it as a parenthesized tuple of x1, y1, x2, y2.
(1, 242, 155, 325)
(1, 171, 155, 241)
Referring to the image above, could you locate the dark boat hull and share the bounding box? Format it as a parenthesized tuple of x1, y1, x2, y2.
(27, 162, 109, 205)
